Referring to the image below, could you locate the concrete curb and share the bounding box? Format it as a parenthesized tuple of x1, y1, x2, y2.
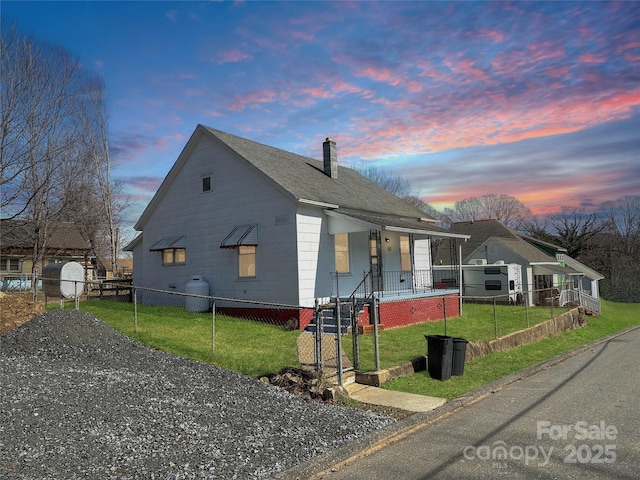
(272, 324, 640, 480)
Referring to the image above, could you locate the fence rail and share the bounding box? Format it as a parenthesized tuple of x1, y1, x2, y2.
(4, 276, 599, 386)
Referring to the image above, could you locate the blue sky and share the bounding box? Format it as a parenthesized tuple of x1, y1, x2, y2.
(4, 1, 639, 238)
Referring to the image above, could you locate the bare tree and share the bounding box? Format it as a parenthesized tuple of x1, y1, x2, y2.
(353, 164, 440, 219)
(543, 207, 604, 258)
(592, 195, 640, 301)
(442, 194, 532, 229)
(1, 24, 121, 275)
(76, 75, 125, 275)
(599, 195, 640, 256)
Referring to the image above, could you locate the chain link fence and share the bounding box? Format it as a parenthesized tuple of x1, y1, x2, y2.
(3, 273, 590, 384)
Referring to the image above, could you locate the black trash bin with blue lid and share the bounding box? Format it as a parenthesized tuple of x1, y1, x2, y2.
(425, 335, 453, 380)
(452, 337, 468, 376)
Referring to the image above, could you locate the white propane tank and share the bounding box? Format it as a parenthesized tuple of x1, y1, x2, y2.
(43, 261, 85, 298)
(185, 276, 210, 312)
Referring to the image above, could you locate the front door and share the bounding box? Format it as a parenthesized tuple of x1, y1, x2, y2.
(369, 230, 383, 293)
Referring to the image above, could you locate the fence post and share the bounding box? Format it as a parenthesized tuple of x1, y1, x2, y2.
(443, 294, 448, 336)
(211, 300, 216, 355)
(314, 299, 323, 376)
(335, 297, 343, 387)
(133, 288, 138, 333)
(372, 294, 380, 372)
(493, 297, 498, 339)
(351, 297, 359, 371)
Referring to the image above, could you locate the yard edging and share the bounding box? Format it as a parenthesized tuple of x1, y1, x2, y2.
(355, 307, 587, 387)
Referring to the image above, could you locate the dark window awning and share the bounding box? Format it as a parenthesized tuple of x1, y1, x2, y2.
(220, 225, 257, 249)
(149, 236, 186, 251)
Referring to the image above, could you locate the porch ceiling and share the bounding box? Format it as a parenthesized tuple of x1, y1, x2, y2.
(326, 208, 470, 240)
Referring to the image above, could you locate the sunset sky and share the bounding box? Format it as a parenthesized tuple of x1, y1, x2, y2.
(4, 1, 639, 238)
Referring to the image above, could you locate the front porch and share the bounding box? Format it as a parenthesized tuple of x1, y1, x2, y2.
(327, 268, 462, 331)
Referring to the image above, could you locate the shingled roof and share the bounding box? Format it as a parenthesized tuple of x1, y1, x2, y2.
(440, 219, 581, 274)
(0, 220, 91, 253)
(203, 127, 432, 218)
(447, 219, 521, 260)
(135, 126, 466, 240)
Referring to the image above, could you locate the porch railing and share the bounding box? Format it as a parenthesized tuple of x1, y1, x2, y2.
(380, 270, 434, 296)
(339, 269, 460, 299)
(559, 288, 601, 315)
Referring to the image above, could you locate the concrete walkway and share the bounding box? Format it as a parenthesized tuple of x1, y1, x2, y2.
(345, 382, 446, 413)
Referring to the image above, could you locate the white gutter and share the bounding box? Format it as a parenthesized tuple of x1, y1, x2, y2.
(297, 198, 340, 209)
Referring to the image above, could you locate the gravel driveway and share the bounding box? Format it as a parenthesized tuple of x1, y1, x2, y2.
(0, 310, 395, 479)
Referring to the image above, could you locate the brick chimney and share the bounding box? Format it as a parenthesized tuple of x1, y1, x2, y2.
(323, 137, 338, 179)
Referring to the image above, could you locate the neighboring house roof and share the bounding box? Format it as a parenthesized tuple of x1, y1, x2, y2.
(520, 234, 604, 280)
(562, 255, 604, 281)
(520, 234, 568, 254)
(134, 126, 464, 240)
(0, 219, 91, 253)
(441, 218, 602, 279)
(123, 234, 142, 252)
(445, 219, 521, 261)
(483, 236, 560, 264)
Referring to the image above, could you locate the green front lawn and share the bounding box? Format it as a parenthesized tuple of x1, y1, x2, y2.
(74, 299, 639, 401)
(382, 300, 640, 399)
(350, 302, 571, 372)
(79, 300, 299, 377)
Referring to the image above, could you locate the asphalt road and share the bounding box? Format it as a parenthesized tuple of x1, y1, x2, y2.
(287, 325, 640, 480)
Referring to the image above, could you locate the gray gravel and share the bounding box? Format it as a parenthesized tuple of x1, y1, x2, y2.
(0, 310, 395, 479)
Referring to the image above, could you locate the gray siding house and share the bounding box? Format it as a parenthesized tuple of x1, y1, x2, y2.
(439, 219, 602, 312)
(127, 125, 467, 328)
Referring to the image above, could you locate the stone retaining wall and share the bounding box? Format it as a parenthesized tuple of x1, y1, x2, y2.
(466, 306, 587, 361)
(355, 307, 587, 387)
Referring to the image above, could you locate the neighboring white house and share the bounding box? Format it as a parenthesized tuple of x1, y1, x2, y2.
(126, 125, 468, 328)
(437, 219, 603, 313)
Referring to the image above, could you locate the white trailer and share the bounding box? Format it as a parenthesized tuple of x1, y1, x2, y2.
(434, 260, 524, 303)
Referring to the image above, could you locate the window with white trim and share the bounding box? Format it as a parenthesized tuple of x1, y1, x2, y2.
(334, 233, 350, 274)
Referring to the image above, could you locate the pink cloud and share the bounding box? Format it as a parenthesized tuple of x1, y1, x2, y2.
(216, 49, 253, 64)
(227, 88, 279, 111)
(544, 65, 571, 78)
(579, 52, 607, 64)
(125, 176, 163, 194)
(291, 30, 314, 42)
(353, 65, 402, 86)
(478, 29, 507, 43)
(444, 58, 491, 84)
